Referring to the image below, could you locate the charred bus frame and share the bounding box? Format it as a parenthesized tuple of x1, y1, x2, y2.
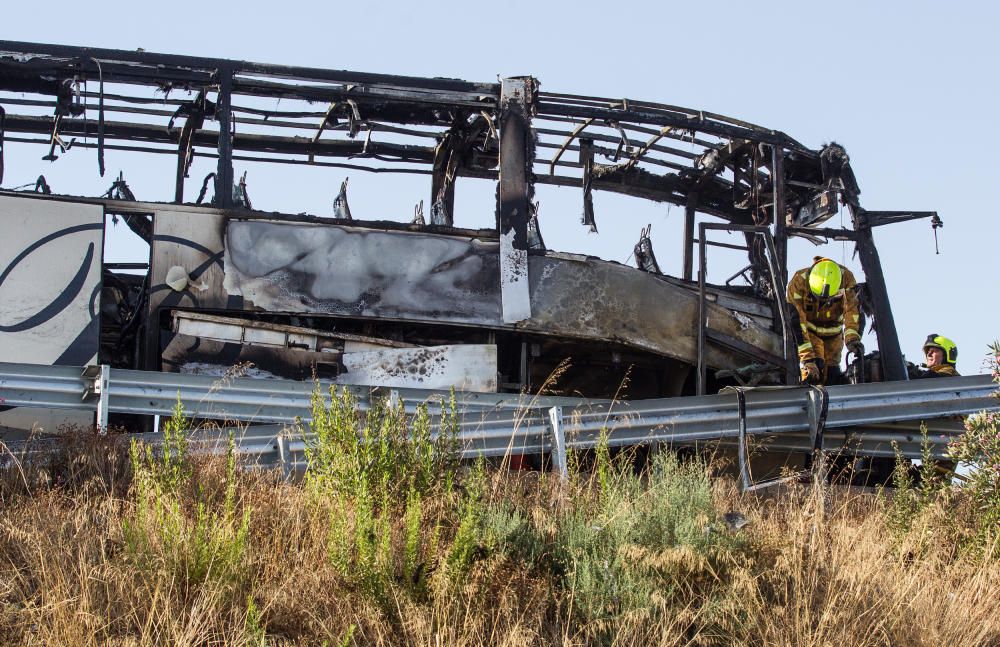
(0, 41, 935, 400)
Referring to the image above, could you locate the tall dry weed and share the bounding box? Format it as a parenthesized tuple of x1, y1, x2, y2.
(0, 387, 997, 645)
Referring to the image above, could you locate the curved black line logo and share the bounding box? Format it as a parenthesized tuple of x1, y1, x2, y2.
(0, 223, 102, 333)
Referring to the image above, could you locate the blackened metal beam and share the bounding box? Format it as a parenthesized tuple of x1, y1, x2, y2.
(231, 77, 492, 111)
(771, 146, 787, 287)
(537, 101, 800, 149)
(215, 67, 234, 209)
(694, 238, 749, 252)
(462, 166, 739, 220)
(430, 160, 456, 226)
(0, 57, 213, 89)
(697, 224, 709, 394)
(785, 226, 859, 241)
(579, 137, 596, 232)
(4, 134, 436, 176)
(860, 210, 938, 227)
(682, 191, 697, 280)
(431, 113, 492, 226)
(2, 114, 436, 164)
(706, 329, 786, 369)
(852, 209, 908, 381)
(0, 41, 499, 95)
(497, 77, 534, 324)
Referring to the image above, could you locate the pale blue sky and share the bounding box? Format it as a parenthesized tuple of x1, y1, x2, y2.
(3, 0, 997, 374)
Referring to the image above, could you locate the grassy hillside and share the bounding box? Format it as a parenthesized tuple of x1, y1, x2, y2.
(0, 374, 997, 646)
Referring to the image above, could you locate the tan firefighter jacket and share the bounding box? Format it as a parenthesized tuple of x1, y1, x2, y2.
(786, 260, 861, 362)
(928, 363, 960, 376)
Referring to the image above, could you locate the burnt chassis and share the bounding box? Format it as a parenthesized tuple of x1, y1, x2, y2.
(0, 41, 934, 402)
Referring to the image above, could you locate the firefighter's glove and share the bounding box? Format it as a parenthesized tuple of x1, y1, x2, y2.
(906, 362, 926, 380)
(846, 340, 864, 358)
(801, 360, 822, 385)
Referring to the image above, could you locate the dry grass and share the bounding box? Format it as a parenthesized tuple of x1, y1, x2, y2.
(0, 426, 996, 647)
(710, 484, 1000, 646)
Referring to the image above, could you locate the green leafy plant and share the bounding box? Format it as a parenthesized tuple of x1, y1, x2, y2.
(884, 425, 947, 540)
(123, 401, 250, 591)
(445, 457, 487, 580)
(948, 342, 1000, 557)
(552, 451, 730, 624)
(303, 385, 464, 605)
(245, 594, 266, 646)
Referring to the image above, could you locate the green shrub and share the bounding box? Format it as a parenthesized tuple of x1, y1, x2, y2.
(122, 400, 250, 591)
(303, 385, 464, 604)
(885, 442, 920, 539)
(481, 503, 543, 566)
(244, 594, 266, 646)
(884, 426, 946, 541)
(553, 451, 730, 624)
(445, 457, 487, 580)
(476, 447, 735, 629)
(304, 386, 460, 502)
(948, 343, 1000, 557)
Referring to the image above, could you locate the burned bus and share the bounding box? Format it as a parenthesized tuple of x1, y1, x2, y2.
(0, 41, 935, 432)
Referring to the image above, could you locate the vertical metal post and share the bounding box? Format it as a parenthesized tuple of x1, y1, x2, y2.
(519, 341, 529, 391)
(580, 137, 595, 232)
(430, 123, 457, 226)
(498, 77, 534, 323)
(215, 66, 235, 209)
(806, 386, 829, 484)
(548, 406, 568, 479)
(761, 233, 799, 384)
(696, 223, 708, 395)
(682, 191, 698, 281)
(277, 434, 292, 482)
(96, 364, 110, 434)
(735, 388, 751, 490)
(769, 147, 795, 383)
(770, 146, 787, 287)
(852, 216, 908, 381)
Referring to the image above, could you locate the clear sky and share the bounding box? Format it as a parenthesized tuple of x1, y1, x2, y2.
(2, 0, 997, 375)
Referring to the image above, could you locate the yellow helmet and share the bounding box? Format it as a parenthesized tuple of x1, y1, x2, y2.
(923, 334, 958, 365)
(808, 259, 842, 298)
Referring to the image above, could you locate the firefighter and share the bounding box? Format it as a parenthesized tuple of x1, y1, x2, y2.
(912, 334, 960, 377)
(786, 256, 862, 385)
(908, 334, 962, 481)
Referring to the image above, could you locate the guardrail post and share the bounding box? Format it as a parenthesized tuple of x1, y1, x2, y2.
(806, 386, 829, 483)
(97, 365, 110, 434)
(733, 388, 752, 490)
(548, 406, 568, 479)
(83, 365, 110, 434)
(277, 433, 292, 482)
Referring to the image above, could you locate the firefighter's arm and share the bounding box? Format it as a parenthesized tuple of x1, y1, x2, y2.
(841, 268, 861, 344)
(787, 274, 817, 362)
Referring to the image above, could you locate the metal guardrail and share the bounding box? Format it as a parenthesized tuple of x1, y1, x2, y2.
(1, 362, 997, 470)
(0, 361, 606, 420)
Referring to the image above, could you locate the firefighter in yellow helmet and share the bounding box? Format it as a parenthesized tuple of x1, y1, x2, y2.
(786, 256, 863, 384)
(911, 335, 962, 478)
(917, 334, 960, 377)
